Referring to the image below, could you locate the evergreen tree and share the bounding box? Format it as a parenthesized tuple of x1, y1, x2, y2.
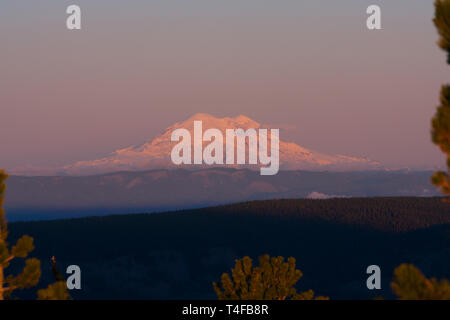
(432, 0, 450, 196)
(391, 264, 450, 300)
(37, 256, 70, 300)
(0, 170, 41, 300)
(213, 254, 328, 300)
(37, 282, 70, 300)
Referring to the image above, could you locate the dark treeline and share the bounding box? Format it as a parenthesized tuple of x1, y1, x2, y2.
(7, 197, 450, 300)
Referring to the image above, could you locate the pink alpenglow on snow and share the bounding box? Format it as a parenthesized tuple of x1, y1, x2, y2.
(59, 114, 380, 175)
(171, 120, 280, 175)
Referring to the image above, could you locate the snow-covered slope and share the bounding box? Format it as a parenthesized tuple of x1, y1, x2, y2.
(62, 113, 380, 175)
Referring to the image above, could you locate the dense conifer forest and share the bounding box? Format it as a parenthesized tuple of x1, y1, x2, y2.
(8, 197, 450, 299)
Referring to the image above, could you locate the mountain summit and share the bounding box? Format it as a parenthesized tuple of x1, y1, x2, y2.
(61, 113, 380, 175)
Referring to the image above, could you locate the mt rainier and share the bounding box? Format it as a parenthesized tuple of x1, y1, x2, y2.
(61, 113, 380, 175)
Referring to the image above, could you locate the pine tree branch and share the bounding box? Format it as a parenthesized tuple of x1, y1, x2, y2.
(0, 285, 18, 293)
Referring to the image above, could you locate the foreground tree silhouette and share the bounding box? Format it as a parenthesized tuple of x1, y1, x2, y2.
(37, 282, 70, 300)
(37, 257, 70, 300)
(391, 264, 450, 300)
(0, 170, 41, 300)
(213, 254, 328, 300)
(432, 0, 450, 196)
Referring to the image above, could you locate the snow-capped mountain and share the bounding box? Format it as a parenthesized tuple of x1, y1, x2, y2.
(60, 113, 380, 175)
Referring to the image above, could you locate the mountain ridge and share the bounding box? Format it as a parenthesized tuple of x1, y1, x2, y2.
(59, 113, 381, 175)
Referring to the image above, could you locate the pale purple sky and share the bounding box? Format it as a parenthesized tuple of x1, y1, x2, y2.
(0, 0, 447, 171)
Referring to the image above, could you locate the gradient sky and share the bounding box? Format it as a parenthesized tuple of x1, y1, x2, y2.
(0, 0, 447, 171)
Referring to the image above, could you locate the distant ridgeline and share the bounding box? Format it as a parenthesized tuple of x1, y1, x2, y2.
(8, 197, 450, 300)
(5, 169, 442, 221)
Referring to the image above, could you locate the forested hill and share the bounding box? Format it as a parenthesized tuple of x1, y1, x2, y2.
(10, 197, 450, 234)
(186, 197, 450, 233)
(8, 197, 450, 300)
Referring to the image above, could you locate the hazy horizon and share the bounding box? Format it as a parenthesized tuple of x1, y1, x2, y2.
(1, 0, 447, 172)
